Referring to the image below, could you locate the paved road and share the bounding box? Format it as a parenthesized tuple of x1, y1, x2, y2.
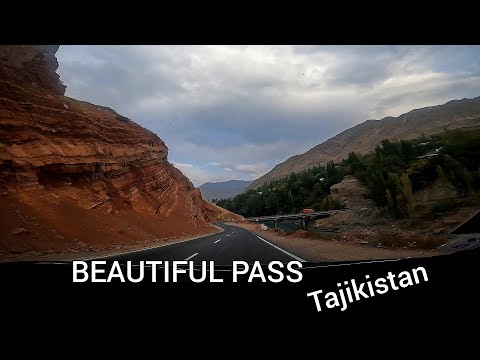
(99, 223, 304, 265)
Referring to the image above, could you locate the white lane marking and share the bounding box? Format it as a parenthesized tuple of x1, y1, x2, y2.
(214, 239, 221, 244)
(184, 253, 199, 261)
(247, 231, 306, 262)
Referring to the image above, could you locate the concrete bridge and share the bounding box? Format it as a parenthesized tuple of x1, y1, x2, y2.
(246, 210, 337, 230)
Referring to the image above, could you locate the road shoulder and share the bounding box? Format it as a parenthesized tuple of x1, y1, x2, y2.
(227, 222, 449, 262)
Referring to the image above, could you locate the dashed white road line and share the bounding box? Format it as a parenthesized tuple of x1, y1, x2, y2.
(214, 239, 221, 244)
(184, 253, 198, 260)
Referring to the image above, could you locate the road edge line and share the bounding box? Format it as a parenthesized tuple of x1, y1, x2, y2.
(246, 229, 306, 262)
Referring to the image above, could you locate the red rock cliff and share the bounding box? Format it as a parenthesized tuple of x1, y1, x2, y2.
(0, 45, 218, 257)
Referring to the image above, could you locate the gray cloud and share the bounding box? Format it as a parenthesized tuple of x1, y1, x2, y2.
(57, 45, 480, 186)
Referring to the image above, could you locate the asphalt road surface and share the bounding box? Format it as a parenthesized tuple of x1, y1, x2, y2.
(99, 223, 305, 264)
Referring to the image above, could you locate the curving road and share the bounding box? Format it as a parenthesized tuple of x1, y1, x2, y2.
(97, 223, 305, 265)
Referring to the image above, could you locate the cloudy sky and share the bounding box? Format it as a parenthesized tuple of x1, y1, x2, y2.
(56, 45, 480, 186)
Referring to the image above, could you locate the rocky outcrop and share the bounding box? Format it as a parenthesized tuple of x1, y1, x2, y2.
(330, 175, 377, 209)
(414, 177, 458, 205)
(248, 97, 480, 190)
(312, 208, 385, 229)
(0, 45, 65, 95)
(0, 45, 217, 256)
(313, 176, 382, 229)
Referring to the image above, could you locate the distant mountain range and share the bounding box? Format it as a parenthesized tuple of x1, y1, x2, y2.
(199, 180, 252, 201)
(247, 96, 480, 190)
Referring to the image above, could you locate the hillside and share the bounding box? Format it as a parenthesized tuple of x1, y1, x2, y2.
(247, 97, 480, 190)
(0, 45, 224, 257)
(199, 180, 251, 201)
(200, 200, 245, 222)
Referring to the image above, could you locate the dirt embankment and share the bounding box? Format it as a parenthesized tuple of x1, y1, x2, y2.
(228, 222, 453, 262)
(0, 45, 221, 260)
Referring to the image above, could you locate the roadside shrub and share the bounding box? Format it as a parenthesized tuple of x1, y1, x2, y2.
(318, 195, 345, 211)
(312, 202, 322, 211)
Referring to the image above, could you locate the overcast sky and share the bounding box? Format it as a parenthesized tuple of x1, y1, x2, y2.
(57, 45, 480, 186)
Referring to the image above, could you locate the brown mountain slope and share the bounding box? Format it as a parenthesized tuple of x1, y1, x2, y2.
(199, 198, 245, 222)
(0, 45, 225, 257)
(247, 97, 480, 190)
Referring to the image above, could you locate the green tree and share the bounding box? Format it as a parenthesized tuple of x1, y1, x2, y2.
(385, 172, 415, 218)
(438, 154, 473, 197)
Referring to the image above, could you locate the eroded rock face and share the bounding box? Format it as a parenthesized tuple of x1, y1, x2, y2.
(414, 177, 458, 205)
(313, 176, 381, 229)
(330, 175, 376, 209)
(317, 207, 387, 228)
(0, 45, 65, 95)
(0, 45, 215, 255)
